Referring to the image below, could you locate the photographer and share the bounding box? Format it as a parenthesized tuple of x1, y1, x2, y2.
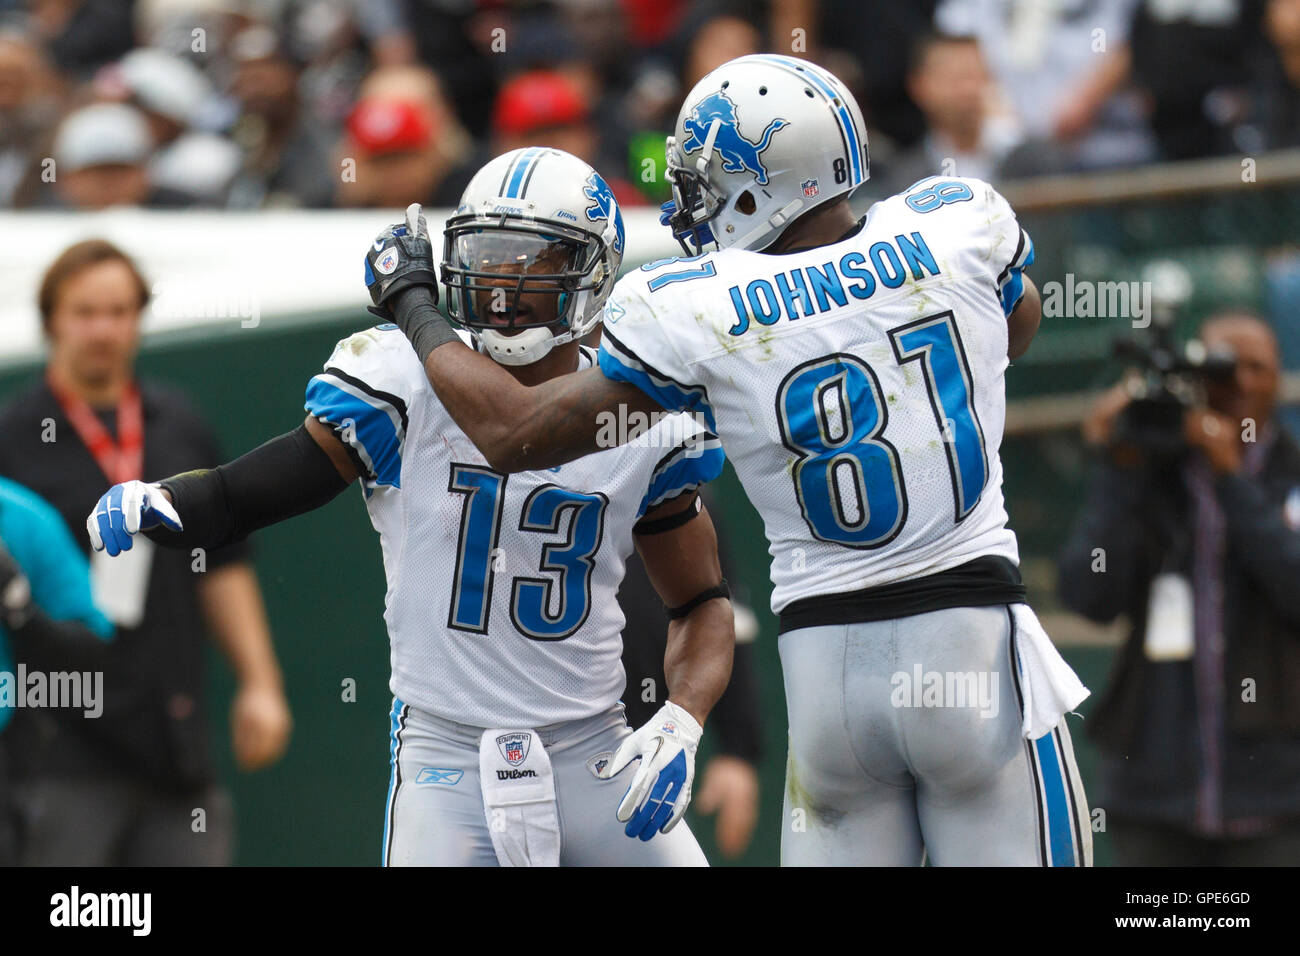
(1059, 310, 1300, 865)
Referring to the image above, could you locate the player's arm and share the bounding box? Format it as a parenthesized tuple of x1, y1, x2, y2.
(418, 327, 657, 472)
(87, 416, 356, 556)
(366, 206, 662, 473)
(598, 491, 735, 840)
(1008, 275, 1041, 360)
(636, 492, 734, 726)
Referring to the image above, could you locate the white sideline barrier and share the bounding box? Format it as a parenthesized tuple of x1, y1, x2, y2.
(0, 207, 682, 363)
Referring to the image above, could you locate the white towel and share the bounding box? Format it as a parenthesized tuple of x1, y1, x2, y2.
(1010, 604, 1090, 740)
(478, 729, 561, 867)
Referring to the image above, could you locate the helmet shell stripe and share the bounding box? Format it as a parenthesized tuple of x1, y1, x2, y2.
(755, 54, 862, 185)
(504, 146, 545, 198)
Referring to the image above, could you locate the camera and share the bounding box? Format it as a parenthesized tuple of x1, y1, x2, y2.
(1109, 262, 1236, 460)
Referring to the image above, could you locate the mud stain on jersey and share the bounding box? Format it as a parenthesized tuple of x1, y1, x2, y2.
(347, 329, 382, 356)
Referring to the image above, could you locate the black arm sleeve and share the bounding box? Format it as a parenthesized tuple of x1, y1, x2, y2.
(146, 424, 350, 550)
(8, 610, 113, 672)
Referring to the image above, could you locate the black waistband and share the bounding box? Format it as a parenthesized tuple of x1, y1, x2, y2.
(778, 555, 1026, 633)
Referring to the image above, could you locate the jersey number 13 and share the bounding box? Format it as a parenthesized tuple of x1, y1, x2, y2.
(446, 465, 608, 640)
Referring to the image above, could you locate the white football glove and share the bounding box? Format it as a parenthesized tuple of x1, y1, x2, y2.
(87, 479, 183, 556)
(599, 701, 702, 841)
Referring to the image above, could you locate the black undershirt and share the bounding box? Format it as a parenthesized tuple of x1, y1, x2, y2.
(778, 555, 1025, 634)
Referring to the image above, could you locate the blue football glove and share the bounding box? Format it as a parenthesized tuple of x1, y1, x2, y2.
(86, 480, 183, 557)
(599, 701, 702, 841)
(365, 203, 438, 318)
(657, 199, 676, 228)
(659, 199, 715, 251)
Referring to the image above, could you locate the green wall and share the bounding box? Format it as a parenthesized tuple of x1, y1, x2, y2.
(0, 312, 1115, 866)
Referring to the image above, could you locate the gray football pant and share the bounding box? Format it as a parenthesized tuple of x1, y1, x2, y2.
(383, 701, 707, 866)
(779, 605, 1092, 866)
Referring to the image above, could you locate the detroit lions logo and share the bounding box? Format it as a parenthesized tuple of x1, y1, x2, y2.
(583, 171, 625, 255)
(681, 90, 788, 186)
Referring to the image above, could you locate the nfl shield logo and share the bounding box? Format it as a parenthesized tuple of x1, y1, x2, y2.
(496, 732, 530, 766)
(376, 248, 400, 275)
(801, 178, 819, 198)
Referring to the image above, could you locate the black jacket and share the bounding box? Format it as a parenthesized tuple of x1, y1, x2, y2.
(1058, 430, 1300, 827)
(0, 378, 248, 793)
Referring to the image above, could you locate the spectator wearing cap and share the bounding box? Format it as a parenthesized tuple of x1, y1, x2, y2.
(100, 47, 214, 150)
(224, 24, 335, 209)
(335, 64, 480, 209)
(493, 69, 647, 208)
(92, 47, 242, 207)
(149, 132, 243, 207)
(49, 102, 152, 210)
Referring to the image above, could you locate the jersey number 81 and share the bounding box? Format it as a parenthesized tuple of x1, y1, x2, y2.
(775, 310, 988, 548)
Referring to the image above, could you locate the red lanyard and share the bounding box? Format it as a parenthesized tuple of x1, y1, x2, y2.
(47, 373, 144, 484)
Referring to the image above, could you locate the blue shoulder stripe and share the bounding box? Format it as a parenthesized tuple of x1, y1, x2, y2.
(639, 435, 725, 517)
(324, 365, 410, 433)
(597, 329, 717, 432)
(998, 231, 1035, 318)
(305, 375, 404, 487)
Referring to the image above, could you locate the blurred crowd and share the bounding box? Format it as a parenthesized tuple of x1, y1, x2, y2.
(1, 0, 1298, 212)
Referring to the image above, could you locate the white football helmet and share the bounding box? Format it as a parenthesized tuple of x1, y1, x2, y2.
(665, 54, 868, 254)
(441, 147, 625, 366)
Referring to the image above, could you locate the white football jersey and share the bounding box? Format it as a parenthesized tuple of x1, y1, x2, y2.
(598, 176, 1032, 613)
(304, 326, 724, 727)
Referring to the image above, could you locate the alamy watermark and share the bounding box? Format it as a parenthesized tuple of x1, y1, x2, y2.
(151, 278, 261, 328)
(594, 405, 712, 453)
(890, 666, 999, 719)
(1041, 275, 1152, 328)
(0, 666, 102, 718)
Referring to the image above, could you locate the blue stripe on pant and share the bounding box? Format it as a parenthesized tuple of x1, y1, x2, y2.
(1035, 730, 1077, 866)
(382, 697, 407, 866)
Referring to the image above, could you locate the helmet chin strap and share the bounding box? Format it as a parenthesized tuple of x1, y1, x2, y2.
(477, 325, 576, 366)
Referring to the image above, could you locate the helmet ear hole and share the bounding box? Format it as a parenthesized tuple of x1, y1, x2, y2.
(736, 190, 757, 215)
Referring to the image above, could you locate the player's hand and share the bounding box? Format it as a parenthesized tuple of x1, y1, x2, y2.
(231, 681, 292, 771)
(365, 203, 438, 316)
(659, 199, 715, 250)
(1081, 382, 1133, 448)
(600, 700, 702, 841)
(1184, 407, 1244, 474)
(693, 754, 760, 859)
(86, 480, 183, 557)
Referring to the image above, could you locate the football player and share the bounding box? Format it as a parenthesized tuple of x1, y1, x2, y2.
(378, 55, 1093, 866)
(87, 148, 734, 866)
